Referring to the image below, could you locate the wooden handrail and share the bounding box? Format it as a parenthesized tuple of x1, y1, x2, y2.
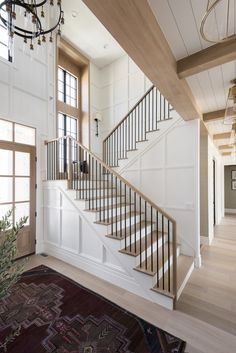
(103, 85, 155, 142)
(45, 135, 176, 225)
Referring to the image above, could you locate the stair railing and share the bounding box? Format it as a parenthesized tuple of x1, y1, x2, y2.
(45, 136, 177, 301)
(103, 85, 173, 167)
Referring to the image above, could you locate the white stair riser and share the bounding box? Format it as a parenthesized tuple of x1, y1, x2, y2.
(134, 236, 167, 266)
(104, 214, 144, 233)
(151, 246, 181, 287)
(93, 205, 134, 220)
(84, 195, 126, 208)
(119, 225, 153, 248)
(76, 188, 117, 198)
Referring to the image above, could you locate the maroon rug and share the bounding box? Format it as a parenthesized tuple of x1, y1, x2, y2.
(0, 265, 186, 353)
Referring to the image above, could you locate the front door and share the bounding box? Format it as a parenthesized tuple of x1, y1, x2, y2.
(0, 142, 36, 258)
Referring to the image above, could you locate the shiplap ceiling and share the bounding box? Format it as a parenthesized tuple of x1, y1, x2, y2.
(148, 0, 236, 139)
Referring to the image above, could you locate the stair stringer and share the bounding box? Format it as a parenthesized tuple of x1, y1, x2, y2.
(43, 180, 174, 309)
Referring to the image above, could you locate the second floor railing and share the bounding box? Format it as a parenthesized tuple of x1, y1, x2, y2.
(103, 85, 173, 167)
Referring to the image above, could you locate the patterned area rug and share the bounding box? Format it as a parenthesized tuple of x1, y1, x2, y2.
(0, 265, 186, 353)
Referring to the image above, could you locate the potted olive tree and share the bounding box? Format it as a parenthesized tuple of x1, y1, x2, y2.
(0, 210, 28, 352)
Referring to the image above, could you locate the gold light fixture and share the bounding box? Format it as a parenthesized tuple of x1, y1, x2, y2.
(224, 79, 236, 126)
(200, 0, 236, 43)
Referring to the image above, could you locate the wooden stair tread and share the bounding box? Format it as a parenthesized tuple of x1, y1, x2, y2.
(83, 194, 125, 201)
(94, 211, 143, 226)
(77, 187, 116, 191)
(134, 242, 179, 276)
(119, 230, 164, 256)
(84, 203, 134, 212)
(152, 254, 194, 295)
(106, 221, 153, 239)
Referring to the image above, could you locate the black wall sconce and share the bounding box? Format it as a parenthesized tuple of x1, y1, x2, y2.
(93, 112, 103, 137)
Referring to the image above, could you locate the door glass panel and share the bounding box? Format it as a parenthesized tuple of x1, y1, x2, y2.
(15, 124, 35, 146)
(0, 120, 13, 141)
(15, 178, 30, 202)
(0, 177, 13, 203)
(0, 204, 13, 221)
(15, 152, 30, 176)
(15, 202, 30, 226)
(0, 149, 13, 175)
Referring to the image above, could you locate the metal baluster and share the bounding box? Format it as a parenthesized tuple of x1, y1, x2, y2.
(156, 210, 159, 287)
(162, 215, 165, 290)
(134, 193, 137, 253)
(96, 160, 98, 210)
(129, 188, 132, 252)
(120, 180, 122, 238)
(116, 176, 118, 237)
(168, 219, 170, 292)
(99, 163, 101, 222)
(124, 184, 127, 250)
(145, 201, 147, 270)
(139, 197, 142, 267)
(151, 206, 153, 272)
(111, 173, 113, 235)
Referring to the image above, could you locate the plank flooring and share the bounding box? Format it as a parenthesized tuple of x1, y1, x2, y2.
(177, 215, 236, 337)
(25, 232, 236, 353)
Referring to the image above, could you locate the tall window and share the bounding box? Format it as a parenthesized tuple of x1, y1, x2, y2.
(58, 113, 78, 140)
(58, 67, 78, 108)
(0, 6, 12, 62)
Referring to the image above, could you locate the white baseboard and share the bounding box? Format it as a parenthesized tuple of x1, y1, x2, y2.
(200, 236, 212, 246)
(43, 242, 174, 310)
(225, 208, 236, 214)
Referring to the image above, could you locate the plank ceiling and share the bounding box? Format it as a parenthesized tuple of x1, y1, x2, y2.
(148, 0, 236, 137)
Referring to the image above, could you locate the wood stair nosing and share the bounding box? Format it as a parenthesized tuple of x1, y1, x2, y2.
(94, 211, 143, 226)
(76, 186, 117, 191)
(134, 242, 180, 276)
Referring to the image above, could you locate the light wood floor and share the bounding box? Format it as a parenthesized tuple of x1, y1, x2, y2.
(26, 232, 236, 353)
(177, 215, 236, 338)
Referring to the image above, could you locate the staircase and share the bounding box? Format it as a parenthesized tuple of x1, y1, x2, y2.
(103, 85, 173, 167)
(45, 86, 194, 309)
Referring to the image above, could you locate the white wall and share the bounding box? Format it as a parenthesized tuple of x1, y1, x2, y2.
(0, 34, 56, 252)
(116, 117, 201, 267)
(89, 55, 152, 158)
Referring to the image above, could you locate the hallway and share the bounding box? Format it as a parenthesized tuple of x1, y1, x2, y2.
(177, 215, 236, 335)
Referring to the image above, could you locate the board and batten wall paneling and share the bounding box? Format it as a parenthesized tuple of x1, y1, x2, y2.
(0, 33, 56, 253)
(89, 55, 152, 158)
(120, 119, 201, 267)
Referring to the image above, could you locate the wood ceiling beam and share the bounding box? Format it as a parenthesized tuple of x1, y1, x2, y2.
(177, 37, 236, 78)
(203, 109, 225, 122)
(222, 152, 233, 156)
(218, 144, 234, 150)
(213, 132, 231, 140)
(83, 0, 201, 121)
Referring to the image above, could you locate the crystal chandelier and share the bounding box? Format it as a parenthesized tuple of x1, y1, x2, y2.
(200, 0, 236, 43)
(0, 0, 64, 52)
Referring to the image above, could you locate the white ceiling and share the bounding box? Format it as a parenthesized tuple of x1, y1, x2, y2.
(62, 0, 125, 68)
(148, 0, 236, 115)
